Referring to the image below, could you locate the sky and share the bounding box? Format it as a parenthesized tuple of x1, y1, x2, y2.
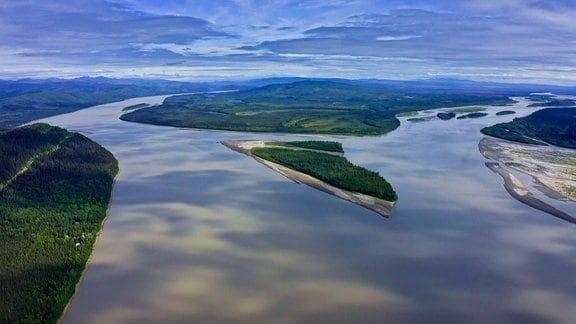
(1, 0, 575, 84)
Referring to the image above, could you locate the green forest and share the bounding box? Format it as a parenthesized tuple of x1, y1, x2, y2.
(265, 140, 344, 153)
(122, 103, 150, 112)
(120, 81, 515, 136)
(251, 142, 397, 202)
(481, 108, 576, 148)
(0, 78, 214, 129)
(0, 124, 118, 323)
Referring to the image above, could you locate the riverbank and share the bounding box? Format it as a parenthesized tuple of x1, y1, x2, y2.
(479, 137, 576, 201)
(221, 140, 396, 217)
(58, 167, 119, 324)
(480, 136, 576, 224)
(485, 162, 576, 224)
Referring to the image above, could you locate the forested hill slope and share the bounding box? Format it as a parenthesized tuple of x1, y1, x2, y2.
(0, 123, 118, 323)
(0, 123, 72, 186)
(481, 108, 576, 149)
(0, 77, 217, 129)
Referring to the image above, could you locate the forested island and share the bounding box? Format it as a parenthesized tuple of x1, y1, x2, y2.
(222, 140, 397, 216)
(481, 107, 576, 148)
(0, 123, 118, 323)
(120, 80, 515, 136)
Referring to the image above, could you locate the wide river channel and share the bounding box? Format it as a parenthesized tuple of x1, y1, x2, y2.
(36, 95, 576, 323)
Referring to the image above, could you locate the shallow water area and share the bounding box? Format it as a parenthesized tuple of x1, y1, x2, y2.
(36, 95, 576, 323)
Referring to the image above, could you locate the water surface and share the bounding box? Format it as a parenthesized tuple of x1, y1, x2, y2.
(37, 96, 576, 323)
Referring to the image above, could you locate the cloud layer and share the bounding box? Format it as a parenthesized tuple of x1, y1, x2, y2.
(1, 0, 575, 84)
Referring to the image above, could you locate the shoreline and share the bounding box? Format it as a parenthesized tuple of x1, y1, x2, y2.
(479, 137, 576, 201)
(479, 136, 576, 223)
(485, 162, 576, 224)
(221, 140, 396, 217)
(57, 167, 120, 323)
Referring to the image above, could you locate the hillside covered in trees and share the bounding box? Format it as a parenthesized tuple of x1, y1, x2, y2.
(0, 123, 118, 323)
(0, 77, 219, 129)
(481, 108, 576, 148)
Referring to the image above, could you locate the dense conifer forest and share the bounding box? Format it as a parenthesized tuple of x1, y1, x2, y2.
(251, 143, 397, 201)
(0, 77, 217, 129)
(0, 124, 118, 323)
(481, 108, 576, 148)
(265, 140, 344, 153)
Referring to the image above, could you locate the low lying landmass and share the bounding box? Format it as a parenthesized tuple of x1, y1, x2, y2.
(528, 98, 576, 107)
(263, 140, 344, 153)
(480, 104, 576, 223)
(122, 103, 150, 112)
(481, 107, 576, 148)
(222, 140, 397, 217)
(479, 137, 576, 201)
(456, 112, 488, 119)
(479, 137, 576, 223)
(0, 123, 118, 323)
(485, 162, 576, 224)
(121, 80, 515, 136)
(437, 112, 456, 120)
(496, 110, 516, 116)
(0, 77, 216, 129)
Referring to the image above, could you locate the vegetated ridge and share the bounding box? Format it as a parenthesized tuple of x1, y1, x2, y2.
(481, 107, 576, 148)
(0, 123, 118, 323)
(0, 77, 222, 129)
(121, 80, 515, 136)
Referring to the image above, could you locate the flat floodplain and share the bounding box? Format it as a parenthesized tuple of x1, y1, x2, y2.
(36, 95, 576, 323)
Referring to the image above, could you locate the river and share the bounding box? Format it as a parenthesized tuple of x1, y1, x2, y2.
(36, 95, 576, 323)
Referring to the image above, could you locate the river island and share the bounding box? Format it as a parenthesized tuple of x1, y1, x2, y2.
(222, 140, 397, 217)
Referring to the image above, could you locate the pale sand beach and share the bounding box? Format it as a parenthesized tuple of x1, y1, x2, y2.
(485, 162, 576, 224)
(479, 137, 576, 201)
(221, 140, 396, 217)
(480, 137, 576, 224)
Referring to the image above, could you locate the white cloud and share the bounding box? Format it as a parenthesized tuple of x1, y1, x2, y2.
(376, 35, 420, 41)
(1, 0, 576, 84)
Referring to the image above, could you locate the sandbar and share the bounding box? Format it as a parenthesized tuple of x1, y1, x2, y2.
(480, 137, 576, 224)
(485, 162, 576, 224)
(479, 137, 576, 201)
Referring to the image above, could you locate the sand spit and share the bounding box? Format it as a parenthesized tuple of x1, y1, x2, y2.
(479, 137, 576, 201)
(485, 162, 576, 224)
(221, 140, 396, 217)
(480, 137, 576, 224)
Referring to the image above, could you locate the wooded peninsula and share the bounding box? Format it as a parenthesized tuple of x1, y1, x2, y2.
(481, 107, 576, 148)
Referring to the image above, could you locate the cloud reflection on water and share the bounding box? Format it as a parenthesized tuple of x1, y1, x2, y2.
(34, 96, 576, 323)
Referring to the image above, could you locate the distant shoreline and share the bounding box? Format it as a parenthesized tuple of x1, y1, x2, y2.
(221, 140, 396, 217)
